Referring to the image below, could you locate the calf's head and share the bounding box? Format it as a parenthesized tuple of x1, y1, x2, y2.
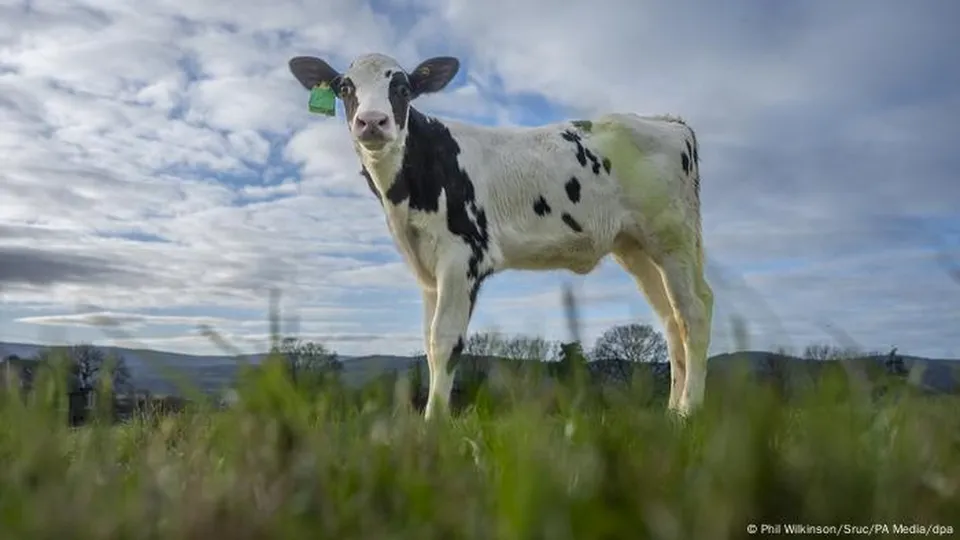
(288, 53, 459, 152)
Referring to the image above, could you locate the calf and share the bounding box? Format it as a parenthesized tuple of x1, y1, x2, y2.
(288, 53, 714, 419)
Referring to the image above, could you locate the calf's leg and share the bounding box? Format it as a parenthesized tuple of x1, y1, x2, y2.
(613, 238, 688, 411)
(423, 255, 475, 421)
(656, 250, 713, 415)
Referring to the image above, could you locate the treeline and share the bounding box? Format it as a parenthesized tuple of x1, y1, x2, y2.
(381, 326, 921, 414)
(0, 324, 924, 424)
(0, 337, 347, 426)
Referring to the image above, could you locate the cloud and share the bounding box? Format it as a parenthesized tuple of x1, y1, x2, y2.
(0, 246, 143, 286)
(14, 312, 232, 329)
(0, 0, 957, 361)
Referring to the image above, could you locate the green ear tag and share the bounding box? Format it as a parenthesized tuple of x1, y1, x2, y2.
(308, 83, 336, 116)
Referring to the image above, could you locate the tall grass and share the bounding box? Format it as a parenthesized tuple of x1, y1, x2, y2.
(1, 288, 959, 539)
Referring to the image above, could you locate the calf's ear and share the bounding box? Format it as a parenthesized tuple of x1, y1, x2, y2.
(408, 56, 460, 96)
(288, 56, 342, 90)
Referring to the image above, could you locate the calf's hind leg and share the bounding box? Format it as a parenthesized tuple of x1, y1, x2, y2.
(613, 238, 688, 412)
(656, 249, 713, 415)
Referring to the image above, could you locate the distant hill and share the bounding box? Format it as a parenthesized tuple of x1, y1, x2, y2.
(1, 341, 956, 396)
(707, 350, 958, 394)
(0, 341, 415, 395)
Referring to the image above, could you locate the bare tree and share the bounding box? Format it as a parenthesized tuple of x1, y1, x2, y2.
(273, 337, 340, 388)
(591, 323, 668, 364)
(462, 332, 502, 358)
(33, 344, 132, 395)
(802, 342, 864, 362)
(273, 337, 341, 384)
(498, 335, 560, 362)
(462, 331, 561, 362)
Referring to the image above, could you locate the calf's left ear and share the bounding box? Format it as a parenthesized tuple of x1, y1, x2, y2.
(409, 56, 460, 96)
(289, 56, 342, 90)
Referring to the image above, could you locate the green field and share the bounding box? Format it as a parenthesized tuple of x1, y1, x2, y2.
(1, 352, 958, 540)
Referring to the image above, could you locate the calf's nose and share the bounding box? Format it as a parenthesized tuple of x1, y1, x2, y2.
(354, 111, 390, 134)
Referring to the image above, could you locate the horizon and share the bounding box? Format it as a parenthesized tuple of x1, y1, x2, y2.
(2, 338, 957, 364)
(2, 1, 958, 359)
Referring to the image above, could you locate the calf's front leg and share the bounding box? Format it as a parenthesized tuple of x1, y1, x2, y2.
(423, 255, 476, 421)
(420, 286, 437, 412)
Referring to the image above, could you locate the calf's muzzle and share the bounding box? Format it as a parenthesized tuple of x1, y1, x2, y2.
(353, 111, 391, 143)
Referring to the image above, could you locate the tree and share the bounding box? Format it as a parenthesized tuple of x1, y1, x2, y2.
(34, 344, 132, 395)
(498, 334, 560, 362)
(273, 337, 342, 384)
(461, 332, 501, 357)
(802, 343, 865, 362)
(803, 343, 837, 361)
(885, 346, 907, 376)
(591, 323, 668, 364)
(559, 341, 587, 365)
(555, 341, 588, 380)
(462, 331, 561, 361)
(2, 354, 34, 390)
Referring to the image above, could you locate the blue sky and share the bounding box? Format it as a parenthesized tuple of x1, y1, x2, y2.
(1, 0, 958, 359)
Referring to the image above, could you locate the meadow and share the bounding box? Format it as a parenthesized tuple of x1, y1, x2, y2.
(1, 338, 959, 540)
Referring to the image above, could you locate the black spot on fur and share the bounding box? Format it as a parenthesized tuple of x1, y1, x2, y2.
(384, 69, 392, 78)
(681, 152, 690, 175)
(565, 177, 581, 203)
(561, 130, 587, 166)
(387, 71, 412, 130)
(560, 130, 603, 175)
(359, 167, 381, 204)
(469, 268, 493, 316)
(561, 213, 583, 233)
(385, 109, 490, 281)
(690, 130, 700, 195)
(587, 151, 602, 174)
(448, 336, 466, 375)
(533, 196, 552, 216)
(571, 120, 593, 132)
(602, 157, 612, 174)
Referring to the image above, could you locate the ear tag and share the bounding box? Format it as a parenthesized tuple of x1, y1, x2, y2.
(308, 83, 337, 116)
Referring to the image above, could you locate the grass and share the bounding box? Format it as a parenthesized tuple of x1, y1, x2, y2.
(1, 350, 959, 540)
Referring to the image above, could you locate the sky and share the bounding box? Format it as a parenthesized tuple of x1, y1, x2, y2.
(1, 0, 958, 360)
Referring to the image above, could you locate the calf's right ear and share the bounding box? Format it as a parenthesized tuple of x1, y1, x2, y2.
(408, 56, 460, 96)
(288, 56, 342, 90)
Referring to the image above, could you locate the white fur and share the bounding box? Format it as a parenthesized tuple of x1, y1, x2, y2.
(326, 54, 713, 419)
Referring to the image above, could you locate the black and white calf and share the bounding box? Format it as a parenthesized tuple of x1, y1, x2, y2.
(288, 53, 714, 419)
